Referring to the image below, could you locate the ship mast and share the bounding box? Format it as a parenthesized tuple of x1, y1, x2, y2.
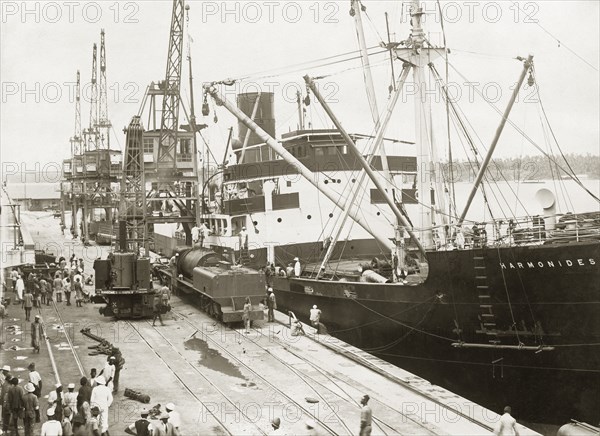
(392, 0, 444, 249)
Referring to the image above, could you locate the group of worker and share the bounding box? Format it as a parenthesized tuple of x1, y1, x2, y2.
(0, 345, 183, 436)
(1, 354, 118, 436)
(263, 258, 302, 283)
(8, 256, 88, 314)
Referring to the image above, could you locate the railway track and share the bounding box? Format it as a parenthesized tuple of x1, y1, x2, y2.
(124, 320, 246, 436)
(170, 308, 439, 436)
(134, 317, 343, 435)
(249, 326, 437, 435)
(172, 305, 497, 435)
(40, 279, 492, 435)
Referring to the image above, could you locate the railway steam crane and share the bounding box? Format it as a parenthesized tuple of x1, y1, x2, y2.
(117, 0, 199, 254)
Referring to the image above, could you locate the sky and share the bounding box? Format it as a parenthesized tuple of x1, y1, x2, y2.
(1, 0, 599, 174)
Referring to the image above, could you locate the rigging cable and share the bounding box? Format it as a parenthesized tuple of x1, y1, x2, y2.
(440, 56, 600, 203)
(511, 2, 598, 72)
(223, 47, 388, 84)
(533, 64, 599, 203)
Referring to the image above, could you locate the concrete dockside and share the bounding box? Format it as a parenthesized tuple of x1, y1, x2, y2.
(1, 211, 541, 435)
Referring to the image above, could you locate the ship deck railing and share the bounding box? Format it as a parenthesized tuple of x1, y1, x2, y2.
(434, 211, 600, 251)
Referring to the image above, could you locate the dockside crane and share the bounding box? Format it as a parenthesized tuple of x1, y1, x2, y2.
(61, 31, 121, 246)
(97, 29, 111, 150)
(64, 70, 83, 237)
(120, 0, 198, 254)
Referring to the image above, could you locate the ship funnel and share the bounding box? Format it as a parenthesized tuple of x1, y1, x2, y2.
(535, 188, 556, 230)
(235, 92, 275, 164)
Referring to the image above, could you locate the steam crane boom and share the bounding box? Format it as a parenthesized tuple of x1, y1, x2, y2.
(98, 29, 111, 149)
(157, 0, 186, 170)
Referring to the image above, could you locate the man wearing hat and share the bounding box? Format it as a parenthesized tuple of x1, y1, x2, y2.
(359, 394, 372, 436)
(90, 375, 113, 435)
(28, 362, 42, 397)
(153, 411, 176, 436)
(1, 365, 10, 381)
(164, 403, 180, 431)
(31, 315, 43, 353)
(124, 408, 153, 436)
(40, 407, 61, 436)
(64, 383, 78, 414)
(23, 382, 40, 436)
(7, 377, 26, 436)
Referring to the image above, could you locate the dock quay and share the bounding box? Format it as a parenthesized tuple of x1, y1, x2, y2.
(0, 210, 542, 435)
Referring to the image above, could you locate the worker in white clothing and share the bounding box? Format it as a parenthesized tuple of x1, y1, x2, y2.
(165, 403, 181, 431)
(494, 406, 520, 436)
(63, 383, 78, 414)
(90, 375, 113, 435)
(293, 257, 301, 277)
(99, 356, 116, 391)
(41, 407, 61, 436)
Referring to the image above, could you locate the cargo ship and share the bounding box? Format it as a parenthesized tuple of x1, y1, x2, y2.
(153, 0, 599, 425)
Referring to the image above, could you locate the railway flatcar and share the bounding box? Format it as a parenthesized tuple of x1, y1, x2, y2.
(155, 247, 265, 324)
(93, 251, 159, 319)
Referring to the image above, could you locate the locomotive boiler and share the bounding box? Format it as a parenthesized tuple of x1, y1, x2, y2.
(156, 247, 265, 323)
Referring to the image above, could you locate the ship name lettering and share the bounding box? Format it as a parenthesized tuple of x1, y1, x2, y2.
(499, 258, 596, 270)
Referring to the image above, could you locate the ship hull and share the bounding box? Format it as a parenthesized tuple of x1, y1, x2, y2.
(272, 241, 600, 425)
